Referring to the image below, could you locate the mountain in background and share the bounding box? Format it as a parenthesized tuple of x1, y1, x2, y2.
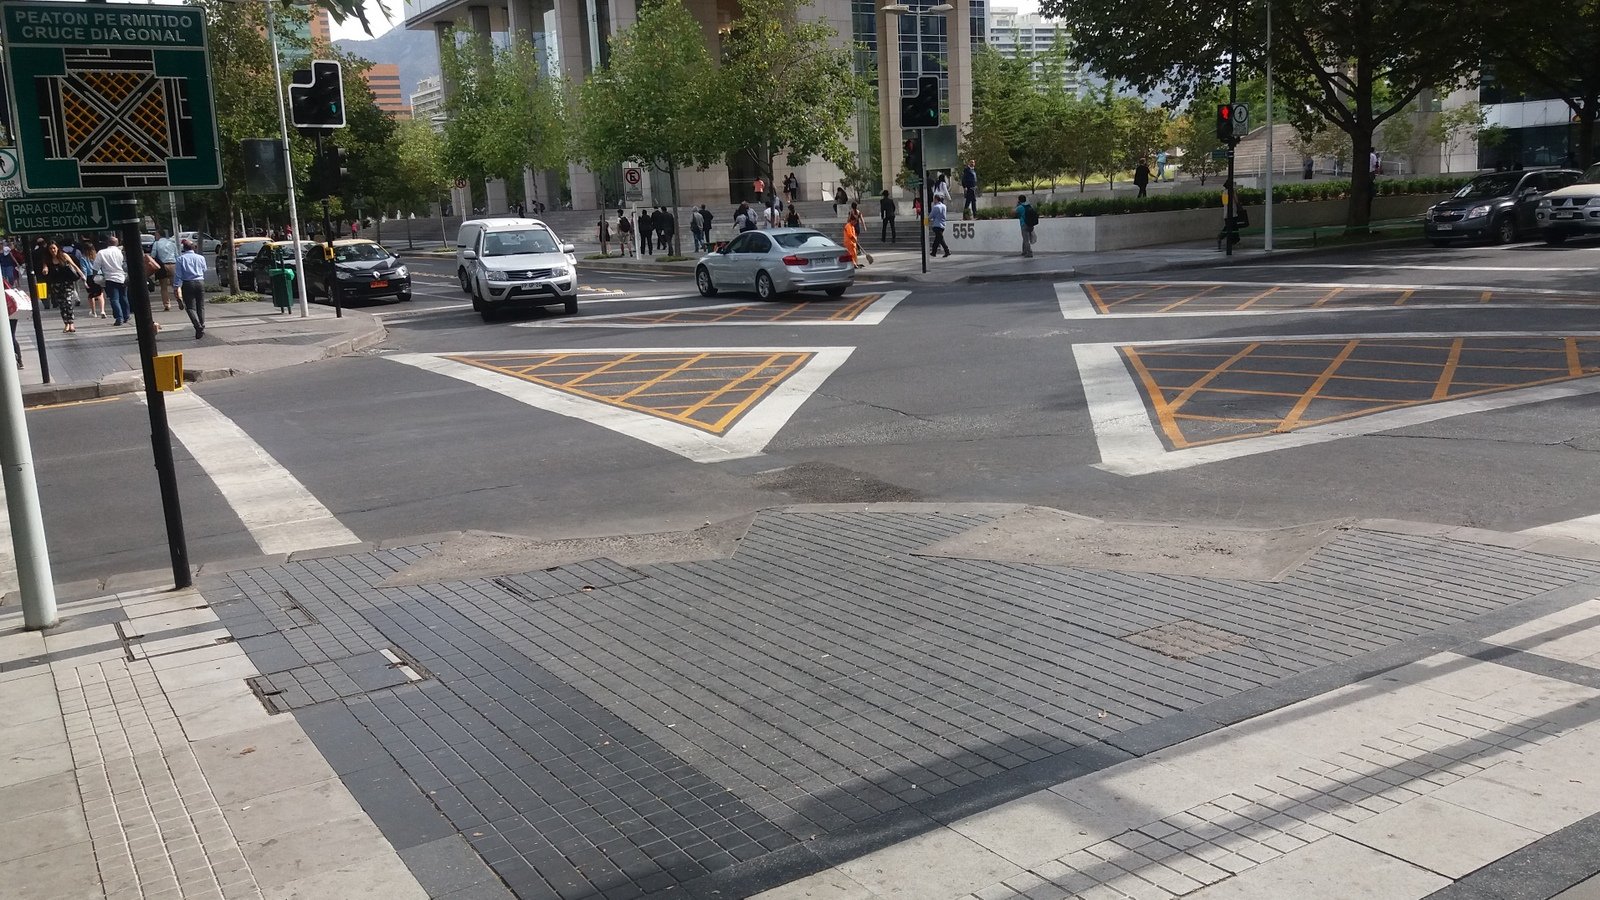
(336, 25, 439, 102)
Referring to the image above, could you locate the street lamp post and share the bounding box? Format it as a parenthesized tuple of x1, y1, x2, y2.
(883, 1, 953, 275)
(263, 0, 312, 317)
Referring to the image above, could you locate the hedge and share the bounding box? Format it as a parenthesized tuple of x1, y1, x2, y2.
(976, 176, 1472, 220)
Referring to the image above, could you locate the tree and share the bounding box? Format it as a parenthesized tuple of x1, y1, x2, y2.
(1062, 94, 1116, 191)
(1112, 93, 1169, 186)
(719, 0, 872, 189)
(327, 53, 400, 234)
(1425, 104, 1487, 172)
(439, 31, 567, 209)
(1174, 96, 1226, 184)
(1491, 0, 1600, 166)
(1043, 0, 1499, 228)
(573, 0, 724, 256)
(962, 46, 1032, 192)
(1291, 123, 1353, 173)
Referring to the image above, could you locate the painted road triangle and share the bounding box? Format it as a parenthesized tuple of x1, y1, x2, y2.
(521, 290, 908, 328)
(385, 347, 854, 462)
(1076, 332, 1600, 476)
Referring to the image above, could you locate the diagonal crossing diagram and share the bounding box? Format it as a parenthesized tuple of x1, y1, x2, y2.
(387, 347, 856, 461)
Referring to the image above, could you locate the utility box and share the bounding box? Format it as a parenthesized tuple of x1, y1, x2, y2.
(153, 352, 184, 392)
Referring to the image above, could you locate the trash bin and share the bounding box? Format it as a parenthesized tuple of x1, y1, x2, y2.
(268, 267, 295, 311)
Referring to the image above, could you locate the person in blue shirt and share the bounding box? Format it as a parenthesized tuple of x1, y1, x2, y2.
(929, 196, 950, 258)
(174, 239, 208, 338)
(1156, 149, 1168, 182)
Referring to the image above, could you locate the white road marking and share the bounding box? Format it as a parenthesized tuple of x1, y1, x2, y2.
(1520, 515, 1600, 544)
(1082, 278, 1592, 296)
(1055, 283, 1097, 319)
(386, 347, 855, 462)
(521, 290, 909, 328)
(1229, 264, 1600, 273)
(152, 391, 359, 555)
(1075, 330, 1600, 477)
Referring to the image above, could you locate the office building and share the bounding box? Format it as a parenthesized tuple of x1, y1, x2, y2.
(365, 63, 412, 119)
(411, 74, 445, 126)
(984, 6, 1083, 94)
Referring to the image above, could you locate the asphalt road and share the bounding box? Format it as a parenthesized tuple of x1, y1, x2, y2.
(24, 237, 1600, 584)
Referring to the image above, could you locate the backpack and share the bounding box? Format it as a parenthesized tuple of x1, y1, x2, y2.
(618, 217, 632, 235)
(1024, 204, 1040, 228)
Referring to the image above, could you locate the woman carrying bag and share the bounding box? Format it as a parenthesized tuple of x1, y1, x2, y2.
(43, 240, 85, 333)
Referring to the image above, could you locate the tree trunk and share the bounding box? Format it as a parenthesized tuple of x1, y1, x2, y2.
(669, 161, 681, 258)
(1580, 101, 1598, 167)
(1346, 57, 1377, 231)
(220, 189, 239, 295)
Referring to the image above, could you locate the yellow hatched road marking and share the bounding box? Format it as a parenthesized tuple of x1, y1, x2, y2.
(1277, 340, 1361, 431)
(1431, 338, 1466, 400)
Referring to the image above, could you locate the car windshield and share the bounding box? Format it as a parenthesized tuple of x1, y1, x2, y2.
(273, 243, 314, 261)
(773, 232, 837, 250)
(482, 229, 558, 256)
(1581, 164, 1600, 184)
(335, 243, 391, 263)
(1453, 174, 1521, 199)
(237, 241, 267, 257)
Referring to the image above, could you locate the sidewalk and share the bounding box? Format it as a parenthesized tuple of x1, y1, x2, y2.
(9, 505, 1600, 899)
(13, 294, 385, 407)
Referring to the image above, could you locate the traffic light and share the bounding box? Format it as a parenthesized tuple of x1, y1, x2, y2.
(903, 136, 923, 176)
(900, 75, 940, 128)
(1216, 104, 1233, 142)
(289, 60, 346, 129)
(306, 146, 350, 200)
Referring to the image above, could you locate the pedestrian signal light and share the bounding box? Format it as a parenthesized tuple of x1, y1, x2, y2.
(903, 137, 923, 175)
(1216, 104, 1232, 142)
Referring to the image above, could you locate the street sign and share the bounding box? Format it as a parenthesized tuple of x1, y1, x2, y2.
(623, 166, 643, 203)
(1231, 103, 1250, 135)
(1211, 149, 1230, 161)
(453, 177, 468, 190)
(0, 149, 19, 198)
(4, 195, 110, 233)
(2, 3, 222, 193)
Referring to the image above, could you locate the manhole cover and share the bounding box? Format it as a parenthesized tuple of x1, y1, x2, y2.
(1123, 620, 1245, 660)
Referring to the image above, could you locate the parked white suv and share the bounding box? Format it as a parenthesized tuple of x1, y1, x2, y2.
(455, 218, 579, 320)
(1535, 163, 1600, 244)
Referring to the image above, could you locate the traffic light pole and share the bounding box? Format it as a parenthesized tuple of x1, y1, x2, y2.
(264, 0, 311, 318)
(1224, 0, 1239, 257)
(919, 130, 929, 275)
(313, 132, 342, 319)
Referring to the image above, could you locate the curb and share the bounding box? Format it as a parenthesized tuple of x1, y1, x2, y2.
(20, 315, 387, 408)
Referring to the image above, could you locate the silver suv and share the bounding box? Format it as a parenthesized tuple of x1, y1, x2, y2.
(455, 217, 579, 320)
(1535, 163, 1600, 244)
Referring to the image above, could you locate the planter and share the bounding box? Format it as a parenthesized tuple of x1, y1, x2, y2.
(947, 194, 1450, 254)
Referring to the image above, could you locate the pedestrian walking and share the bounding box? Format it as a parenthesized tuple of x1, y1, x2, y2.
(597, 214, 611, 257)
(1155, 149, 1168, 182)
(700, 205, 715, 246)
(657, 207, 676, 254)
(1303, 156, 1315, 180)
(616, 210, 634, 257)
(81, 239, 105, 318)
(833, 185, 848, 216)
(640, 209, 655, 255)
(879, 190, 897, 242)
(690, 207, 704, 253)
(753, 176, 766, 202)
(1217, 179, 1244, 251)
(764, 201, 781, 230)
(784, 172, 799, 204)
(1016, 195, 1037, 258)
(98, 235, 130, 326)
(0, 238, 16, 290)
(43, 240, 84, 332)
(961, 160, 978, 220)
(1134, 158, 1151, 198)
(848, 203, 873, 266)
(350, 220, 359, 239)
(176, 239, 207, 338)
(929, 195, 950, 257)
(150, 230, 178, 311)
(735, 202, 757, 233)
(784, 205, 801, 228)
(932, 173, 950, 206)
(842, 212, 863, 268)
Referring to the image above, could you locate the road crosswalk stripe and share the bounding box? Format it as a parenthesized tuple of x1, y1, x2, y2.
(152, 391, 358, 556)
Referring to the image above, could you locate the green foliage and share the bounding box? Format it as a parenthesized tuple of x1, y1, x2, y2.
(1173, 91, 1225, 184)
(1489, 0, 1600, 165)
(391, 119, 449, 215)
(972, 176, 1467, 219)
(326, 53, 400, 213)
(1041, 0, 1499, 226)
(719, 0, 871, 180)
(440, 32, 567, 187)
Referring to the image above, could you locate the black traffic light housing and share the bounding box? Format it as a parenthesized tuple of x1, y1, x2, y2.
(901, 75, 940, 128)
(290, 60, 346, 129)
(306, 145, 350, 201)
(903, 136, 923, 176)
(1215, 104, 1233, 142)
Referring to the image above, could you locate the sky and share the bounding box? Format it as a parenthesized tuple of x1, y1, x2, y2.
(327, 0, 1047, 41)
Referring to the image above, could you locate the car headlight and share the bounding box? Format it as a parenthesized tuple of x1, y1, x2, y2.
(336, 270, 356, 280)
(1466, 205, 1490, 219)
(1586, 197, 1600, 208)
(1538, 198, 1553, 209)
(551, 266, 570, 278)
(485, 269, 507, 281)
(393, 265, 408, 278)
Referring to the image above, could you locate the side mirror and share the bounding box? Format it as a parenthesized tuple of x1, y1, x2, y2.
(462, 249, 478, 260)
(561, 242, 575, 253)
(391, 251, 402, 258)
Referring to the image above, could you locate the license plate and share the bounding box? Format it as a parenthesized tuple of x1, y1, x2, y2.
(370, 279, 388, 288)
(1434, 224, 1453, 231)
(1556, 211, 1580, 219)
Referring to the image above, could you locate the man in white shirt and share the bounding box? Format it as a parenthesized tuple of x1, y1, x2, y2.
(97, 235, 129, 325)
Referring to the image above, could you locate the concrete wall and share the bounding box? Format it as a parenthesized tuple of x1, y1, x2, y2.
(941, 194, 1451, 254)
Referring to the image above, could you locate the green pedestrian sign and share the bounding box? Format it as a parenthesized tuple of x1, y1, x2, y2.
(2, 3, 221, 193)
(4, 196, 110, 233)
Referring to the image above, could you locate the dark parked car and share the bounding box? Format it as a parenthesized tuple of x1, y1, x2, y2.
(248, 240, 317, 293)
(304, 239, 411, 304)
(1425, 168, 1581, 246)
(218, 237, 269, 286)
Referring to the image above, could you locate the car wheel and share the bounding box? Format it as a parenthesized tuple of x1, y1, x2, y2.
(825, 285, 848, 297)
(470, 286, 485, 313)
(563, 296, 578, 315)
(1492, 216, 1517, 245)
(695, 266, 717, 297)
(755, 271, 776, 301)
(1546, 230, 1569, 245)
(458, 268, 472, 293)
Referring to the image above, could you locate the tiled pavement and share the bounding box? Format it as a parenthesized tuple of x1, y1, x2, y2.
(12, 507, 1600, 898)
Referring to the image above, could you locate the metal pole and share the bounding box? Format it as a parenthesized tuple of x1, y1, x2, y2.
(25, 265, 48, 383)
(0, 279, 56, 629)
(264, 0, 311, 318)
(1224, 1, 1238, 257)
(312, 133, 342, 318)
(1263, 0, 1274, 252)
(167, 190, 180, 242)
(114, 196, 190, 589)
(916, 15, 928, 275)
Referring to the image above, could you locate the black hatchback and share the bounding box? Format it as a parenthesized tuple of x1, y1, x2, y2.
(305, 239, 411, 304)
(1425, 168, 1581, 245)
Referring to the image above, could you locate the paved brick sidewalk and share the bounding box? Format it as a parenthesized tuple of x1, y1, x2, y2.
(10, 506, 1600, 899)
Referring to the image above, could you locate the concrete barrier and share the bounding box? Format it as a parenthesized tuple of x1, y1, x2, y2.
(944, 194, 1450, 254)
